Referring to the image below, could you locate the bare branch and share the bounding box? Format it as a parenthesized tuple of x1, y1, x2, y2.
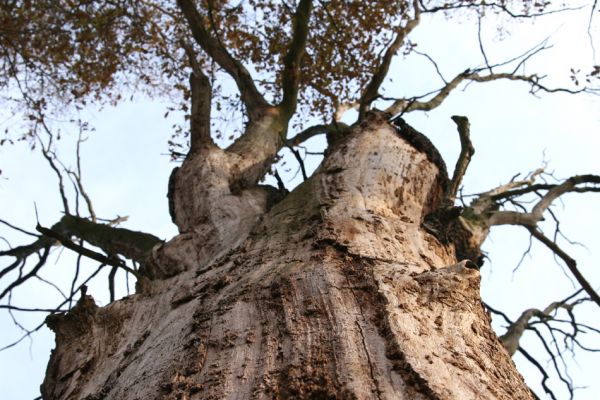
(386, 69, 588, 116)
(0, 305, 68, 313)
(359, 0, 420, 118)
(385, 35, 586, 116)
(462, 173, 600, 306)
(69, 250, 83, 309)
(445, 116, 474, 204)
(73, 131, 96, 221)
(273, 169, 286, 191)
(286, 124, 333, 146)
(413, 49, 447, 83)
(35, 131, 70, 215)
(35, 223, 138, 277)
(588, 0, 598, 60)
(0, 246, 49, 301)
(286, 145, 308, 181)
(0, 218, 39, 238)
(487, 175, 600, 226)
(1, 263, 105, 352)
(419, 0, 584, 19)
(469, 72, 587, 94)
(499, 289, 584, 356)
(528, 325, 575, 398)
(1, 215, 162, 280)
(477, 16, 492, 73)
(527, 226, 600, 308)
(479, 167, 546, 200)
(500, 308, 542, 356)
(518, 347, 558, 400)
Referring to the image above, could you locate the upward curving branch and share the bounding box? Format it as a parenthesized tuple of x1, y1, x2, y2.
(486, 175, 600, 227)
(176, 0, 270, 119)
(497, 289, 586, 356)
(487, 288, 596, 400)
(278, 0, 313, 120)
(359, 0, 421, 119)
(446, 116, 474, 205)
(182, 40, 214, 151)
(463, 174, 600, 307)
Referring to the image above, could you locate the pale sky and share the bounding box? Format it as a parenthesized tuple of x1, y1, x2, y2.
(1, 5, 599, 400)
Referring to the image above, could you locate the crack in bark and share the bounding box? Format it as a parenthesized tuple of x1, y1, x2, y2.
(354, 319, 383, 400)
(342, 255, 442, 400)
(341, 261, 383, 398)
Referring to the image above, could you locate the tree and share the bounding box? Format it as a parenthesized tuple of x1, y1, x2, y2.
(1, 0, 599, 399)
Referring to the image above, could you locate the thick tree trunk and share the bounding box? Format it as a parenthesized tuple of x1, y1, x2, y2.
(41, 114, 534, 399)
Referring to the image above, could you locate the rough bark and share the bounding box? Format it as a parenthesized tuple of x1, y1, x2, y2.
(41, 114, 534, 399)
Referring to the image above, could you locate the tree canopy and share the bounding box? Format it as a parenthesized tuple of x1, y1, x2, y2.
(2, 0, 596, 147)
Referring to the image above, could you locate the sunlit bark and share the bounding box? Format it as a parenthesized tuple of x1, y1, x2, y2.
(42, 114, 533, 399)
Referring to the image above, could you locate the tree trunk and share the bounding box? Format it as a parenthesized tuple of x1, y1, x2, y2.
(41, 113, 534, 399)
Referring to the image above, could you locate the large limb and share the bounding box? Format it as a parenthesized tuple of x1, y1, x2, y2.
(359, 0, 421, 119)
(278, 0, 313, 120)
(176, 0, 270, 119)
(224, 0, 314, 185)
(169, 3, 314, 239)
(160, 3, 317, 262)
(286, 122, 350, 147)
(181, 40, 214, 151)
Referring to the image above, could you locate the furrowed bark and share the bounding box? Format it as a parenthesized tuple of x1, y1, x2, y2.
(189, 71, 213, 151)
(42, 114, 534, 399)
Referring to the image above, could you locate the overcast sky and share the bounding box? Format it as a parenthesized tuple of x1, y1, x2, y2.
(1, 5, 599, 400)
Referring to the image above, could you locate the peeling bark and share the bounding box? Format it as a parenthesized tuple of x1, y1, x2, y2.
(42, 115, 534, 399)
